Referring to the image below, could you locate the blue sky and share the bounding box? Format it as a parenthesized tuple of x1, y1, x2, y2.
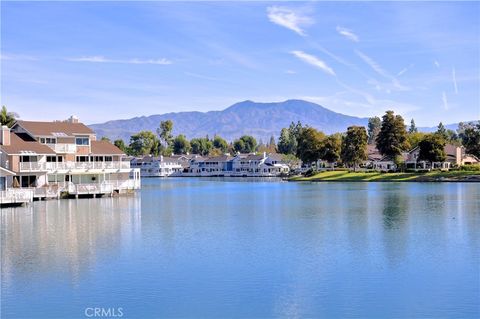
(1, 1, 479, 125)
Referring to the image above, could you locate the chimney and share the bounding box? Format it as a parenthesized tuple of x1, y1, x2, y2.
(263, 151, 267, 159)
(0, 126, 11, 146)
(67, 115, 79, 123)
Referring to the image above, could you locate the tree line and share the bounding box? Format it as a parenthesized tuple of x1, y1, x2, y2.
(276, 110, 480, 170)
(108, 120, 278, 157)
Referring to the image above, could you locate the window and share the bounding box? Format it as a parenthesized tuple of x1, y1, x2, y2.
(76, 136, 89, 145)
(20, 156, 37, 162)
(76, 156, 88, 162)
(104, 156, 113, 162)
(40, 137, 56, 144)
(46, 156, 57, 162)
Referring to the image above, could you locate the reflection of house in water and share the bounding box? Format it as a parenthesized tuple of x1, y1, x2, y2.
(0, 196, 141, 287)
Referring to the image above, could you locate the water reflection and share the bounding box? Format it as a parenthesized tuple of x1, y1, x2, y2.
(1, 196, 141, 289)
(1, 180, 479, 318)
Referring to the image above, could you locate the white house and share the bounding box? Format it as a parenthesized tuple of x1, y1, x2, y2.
(131, 155, 184, 177)
(183, 153, 289, 177)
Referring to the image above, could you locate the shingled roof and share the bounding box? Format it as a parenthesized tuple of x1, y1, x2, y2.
(90, 140, 125, 155)
(0, 133, 56, 155)
(15, 120, 94, 137)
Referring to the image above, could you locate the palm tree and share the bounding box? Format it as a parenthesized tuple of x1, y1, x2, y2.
(0, 106, 18, 128)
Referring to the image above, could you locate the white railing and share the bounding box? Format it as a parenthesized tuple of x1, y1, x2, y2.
(47, 143, 77, 153)
(73, 183, 114, 195)
(0, 188, 34, 204)
(109, 179, 141, 190)
(19, 161, 131, 172)
(69, 179, 140, 194)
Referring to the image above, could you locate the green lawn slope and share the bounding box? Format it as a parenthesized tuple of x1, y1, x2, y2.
(290, 170, 480, 182)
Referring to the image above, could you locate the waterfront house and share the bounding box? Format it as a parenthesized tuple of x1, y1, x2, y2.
(0, 160, 34, 205)
(404, 144, 479, 171)
(0, 117, 140, 202)
(131, 155, 183, 177)
(183, 152, 289, 177)
(366, 143, 479, 172)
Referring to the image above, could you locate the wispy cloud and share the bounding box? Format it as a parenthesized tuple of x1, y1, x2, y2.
(291, 50, 335, 76)
(66, 56, 172, 65)
(184, 72, 222, 82)
(285, 70, 297, 74)
(336, 26, 359, 42)
(434, 60, 440, 68)
(267, 6, 313, 36)
(355, 50, 389, 78)
(452, 67, 458, 94)
(397, 64, 414, 77)
(442, 91, 449, 110)
(355, 50, 410, 91)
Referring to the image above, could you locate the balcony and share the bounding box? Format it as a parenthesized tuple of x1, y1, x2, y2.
(47, 143, 77, 154)
(0, 188, 34, 205)
(19, 161, 132, 172)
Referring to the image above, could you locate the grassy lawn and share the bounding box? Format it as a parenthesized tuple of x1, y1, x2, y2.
(290, 170, 480, 182)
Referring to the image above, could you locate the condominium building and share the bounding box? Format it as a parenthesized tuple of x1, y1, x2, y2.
(0, 116, 140, 204)
(183, 153, 289, 177)
(130, 155, 184, 177)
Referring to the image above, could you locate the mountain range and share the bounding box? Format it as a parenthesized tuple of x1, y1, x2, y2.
(89, 99, 474, 142)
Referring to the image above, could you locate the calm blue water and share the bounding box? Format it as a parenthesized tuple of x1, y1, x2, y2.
(1, 179, 479, 318)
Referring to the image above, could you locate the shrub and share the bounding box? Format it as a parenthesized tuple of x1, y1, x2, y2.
(460, 164, 480, 172)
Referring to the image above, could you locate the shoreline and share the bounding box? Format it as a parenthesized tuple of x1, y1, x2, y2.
(288, 170, 480, 183)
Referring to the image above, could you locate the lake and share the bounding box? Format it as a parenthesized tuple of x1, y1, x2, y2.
(1, 178, 479, 318)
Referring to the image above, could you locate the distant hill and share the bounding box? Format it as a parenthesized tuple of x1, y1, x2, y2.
(89, 99, 369, 142)
(419, 121, 479, 133)
(89, 99, 477, 142)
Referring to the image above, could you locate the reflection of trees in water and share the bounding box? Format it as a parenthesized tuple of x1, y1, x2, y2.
(382, 188, 410, 266)
(345, 186, 369, 253)
(382, 192, 409, 230)
(1, 196, 141, 287)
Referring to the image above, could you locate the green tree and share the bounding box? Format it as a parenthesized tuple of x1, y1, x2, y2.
(129, 131, 159, 156)
(320, 133, 342, 164)
(114, 139, 128, 153)
(277, 121, 303, 154)
(418, 134, 447, 165)
(458, 122, 480, 157)
(436, 122, 448, 140)
(296, 127, 325, 164)
(445, 129, 460, 144)
(157, 120, 174, 148)
(277, 128, 293, 154)
(341, 126, 368, 171)
(172, 134, 191, 155)
(233, 135, 257, 153)
(269, 135, 276, 149)
(190, 137, 213, 156)
(409, 119, 418, 133)
(0, 106, 18, 128)
(100, 136, 111, 142)
(212, 136, 229, 153)
(376, 110, 410, 157)
(233, 139, 246, 153)
(407, 132, 426, 149)
(367, 116, 381, 145)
